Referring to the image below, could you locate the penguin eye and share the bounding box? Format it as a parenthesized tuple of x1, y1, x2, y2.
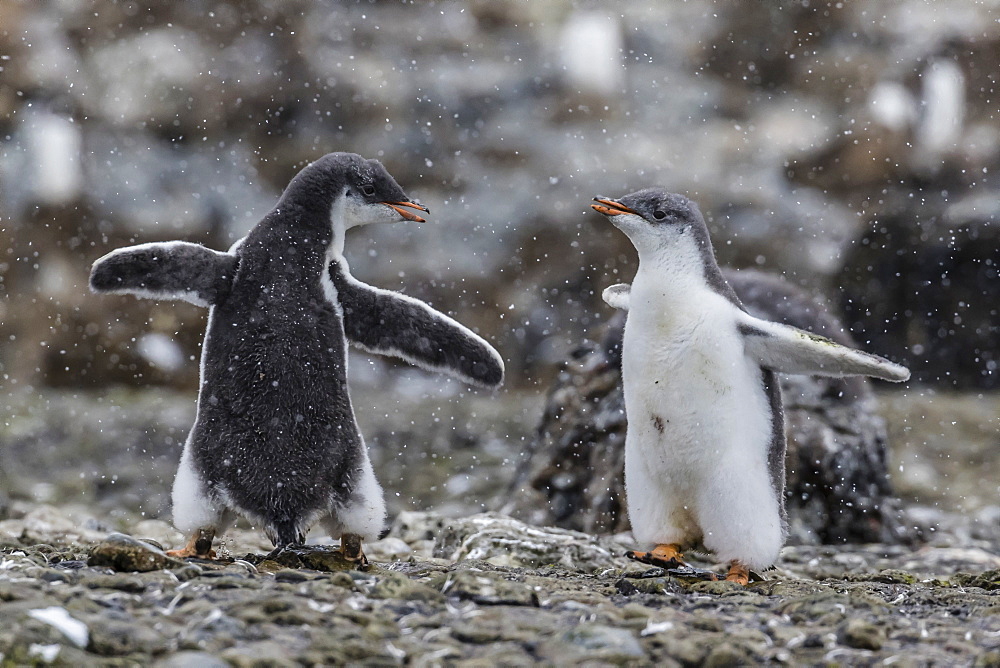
(361, 184, 376, 197)
(653, 210, 666, 220)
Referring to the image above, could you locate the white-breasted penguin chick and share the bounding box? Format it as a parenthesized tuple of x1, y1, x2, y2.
(90, 152, 504, 565)
(591, 189, 909, 585)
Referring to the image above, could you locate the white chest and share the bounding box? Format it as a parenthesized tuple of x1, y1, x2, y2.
(620, 274, 772, 472)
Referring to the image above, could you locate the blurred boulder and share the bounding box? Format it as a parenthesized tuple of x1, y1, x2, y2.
(507, 269, 905, 545)
(840, 192, 1000, 389)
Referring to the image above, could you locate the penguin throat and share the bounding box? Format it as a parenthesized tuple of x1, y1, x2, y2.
(328, 188, 350, 258)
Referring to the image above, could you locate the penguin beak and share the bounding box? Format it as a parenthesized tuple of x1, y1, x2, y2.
(591, 198, 637, 217)
(383, 200, 429, 223)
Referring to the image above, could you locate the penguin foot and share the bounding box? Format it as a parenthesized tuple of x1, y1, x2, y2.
(725, 561, 750, 586)
(166, 527, 217, 559)
(626, 543, 685, 569)
(340, 533, 369, 568)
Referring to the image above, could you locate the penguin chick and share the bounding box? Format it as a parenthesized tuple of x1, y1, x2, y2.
(90, 152, 504, 566)
(591, 189, 908, 585)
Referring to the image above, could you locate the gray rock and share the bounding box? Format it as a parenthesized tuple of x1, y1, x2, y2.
(154, 651, 230, 668)
(407, 512, 631, 571)
(371, 572, 445, 603)
(88, 618, 169, 656)
(838, 618, 886, 651)
(440, 570, 539, 607)
(87, 533, 185, 573)
(538, 623, 645, 663)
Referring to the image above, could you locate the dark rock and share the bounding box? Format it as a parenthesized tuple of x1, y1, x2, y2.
(507, 269, 904, 545)
(244, 545, 364, 573)
(87, 533, 185, 572)
(952, 569, 1000, 591)
(840, 193, 1000, 389)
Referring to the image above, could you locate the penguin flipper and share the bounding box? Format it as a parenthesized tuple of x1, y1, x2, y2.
(738, 316, 910, 382)
(90, 242, 237, 307)
(330, 260, 504, 388)
(602, 283, 631, 311)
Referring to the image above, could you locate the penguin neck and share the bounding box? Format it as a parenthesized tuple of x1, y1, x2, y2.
(634, 241, 723, 306)
(328, 193, 350, 261)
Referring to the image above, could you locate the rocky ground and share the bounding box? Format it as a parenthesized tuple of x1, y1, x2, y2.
(1, 388, 999, 666)
(1, 507, 999, 666)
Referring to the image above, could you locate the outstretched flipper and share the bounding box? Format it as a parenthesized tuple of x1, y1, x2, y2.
(602, 283, 631, 311)
(90, 241, 237, 307)
(738, 315, 910, 382)
(330, 260, 504, 388)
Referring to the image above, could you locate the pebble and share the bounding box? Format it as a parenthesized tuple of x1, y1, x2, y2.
(87, 533, 185, 573)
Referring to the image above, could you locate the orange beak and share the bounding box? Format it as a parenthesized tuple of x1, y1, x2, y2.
(591, 198, 637, 216)
(383, 200, 429, 223)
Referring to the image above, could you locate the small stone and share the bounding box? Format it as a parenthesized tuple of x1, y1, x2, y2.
(87, 533, 185, 573)
(539, 623, 645, 662)
(441, 570, 539, 606)
(89, 619, 168, 656)
(704, 641, 755, 667)
(220, 641, 299, 668)
(689, 580, 745, 595)
(273, 545, 365, 573)
(851, 569, 918, 585)
(838, 618, 885, 651)
(82, 573, 147, 593)
(371, 572, 445, 603)
(325, 572, 356, 590)
(154, 650, 229, 668)
(274, 569, 311, 583)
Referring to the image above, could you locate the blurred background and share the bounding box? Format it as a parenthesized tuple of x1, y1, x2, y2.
(0, 0, 997, 540)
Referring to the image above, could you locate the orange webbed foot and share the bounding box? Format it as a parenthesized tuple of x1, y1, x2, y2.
(167, 528, 217, 560)
(625, 543, 686, 569)
(725, 561, 750, 586)
(340, 533, 369, 568)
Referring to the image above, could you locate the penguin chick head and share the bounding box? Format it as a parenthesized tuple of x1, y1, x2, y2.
(592, 188, 712, 259)
(282, 152, 429, 230)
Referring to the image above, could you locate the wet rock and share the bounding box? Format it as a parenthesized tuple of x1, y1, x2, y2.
(0, 505, 108, 546)
(87, 533, 184, 572)
(952, 570, 1000, 591)
(220, 641, 301, 668)
(838, 618, 885, 651)
(89, 619, 169, 656)
(537, 623, 645, 664)
(154, 651, 230, 668)
(704, 641, 757, 667)
(244, 545, 364, 573)
(406, 512, 630, 571)
(372, 572, 445, 603)
(508, 270, 904, 544)
(441, 570, 539, 607)
(82, 573, 148, 593)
